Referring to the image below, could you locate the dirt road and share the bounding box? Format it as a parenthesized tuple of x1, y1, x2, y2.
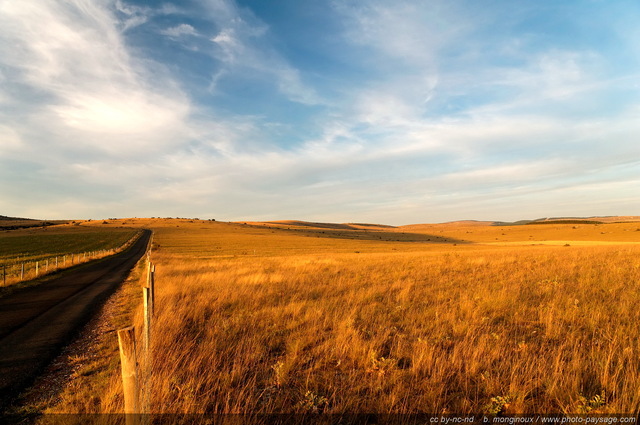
(0, 229, 151, 410)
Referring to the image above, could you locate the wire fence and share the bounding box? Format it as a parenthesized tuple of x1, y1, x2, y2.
(118, 232, 155, 422)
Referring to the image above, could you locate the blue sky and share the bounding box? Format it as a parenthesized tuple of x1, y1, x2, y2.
(0, 0, 639, 224)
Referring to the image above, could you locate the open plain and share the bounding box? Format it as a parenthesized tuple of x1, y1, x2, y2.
(19, 217, 639, 415)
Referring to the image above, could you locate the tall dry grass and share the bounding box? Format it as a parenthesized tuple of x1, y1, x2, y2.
(141, 243, 640, 414)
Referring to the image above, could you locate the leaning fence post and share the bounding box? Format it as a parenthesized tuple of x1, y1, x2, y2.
(143, 260, 155, 349)
(151, 264, 155, 314)
(146, 263, 155, 315)
(143, 287, 151, 353)
(118, 326, 140, 423)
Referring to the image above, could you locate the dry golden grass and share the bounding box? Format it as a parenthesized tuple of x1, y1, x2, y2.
(143, 245, 640, 414)
(37, 218, 640, 414)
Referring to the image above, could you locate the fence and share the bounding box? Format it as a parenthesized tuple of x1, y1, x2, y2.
(0, 231, 143, 287)
(118, 233, 155, 424)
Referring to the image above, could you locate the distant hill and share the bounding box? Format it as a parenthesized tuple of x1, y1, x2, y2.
(241, 216, 640, 231)
(243, 220, 395, 231)
(492, 216, 640, 226)
(399, 220, 495, 231)
(440, 220, 495, 226)
(0, 215, 68, 230)
(0, 215, 32, 221)
(347, 222, 397, 229)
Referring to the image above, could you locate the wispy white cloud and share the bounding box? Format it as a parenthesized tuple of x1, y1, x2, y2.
(0, 0, 191, 159)
(333, 0, 466, 67)
(0, 125, 24, 154)
(114, 0, 182, 32)
(203, 2, 323, 105)
(161, 23, 198, 38)
(114, 0, 149, 31)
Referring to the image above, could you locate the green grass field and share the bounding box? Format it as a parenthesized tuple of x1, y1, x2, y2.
(0, 224, 140, 286)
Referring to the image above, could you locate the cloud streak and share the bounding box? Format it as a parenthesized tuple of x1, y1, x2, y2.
(0, 0, 191, 158)
(200, 1, 323, 106)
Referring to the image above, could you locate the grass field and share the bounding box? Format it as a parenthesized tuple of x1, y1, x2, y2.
(0, 224, 140, 286)
(33, 217, 640, 415)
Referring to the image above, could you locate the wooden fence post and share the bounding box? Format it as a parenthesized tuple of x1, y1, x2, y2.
(35, 261, 39, 277)
(151, 264, 155, 314)
(143, 260, 155, 352)
(143, 287, 151, 354)
(146, 263, 155, 315)
(118, 326, 140, 423)
(2, 265, 5, 286)
(21, 263, 24, 280)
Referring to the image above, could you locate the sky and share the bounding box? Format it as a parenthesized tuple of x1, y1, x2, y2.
(0, 0, 639, 225)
